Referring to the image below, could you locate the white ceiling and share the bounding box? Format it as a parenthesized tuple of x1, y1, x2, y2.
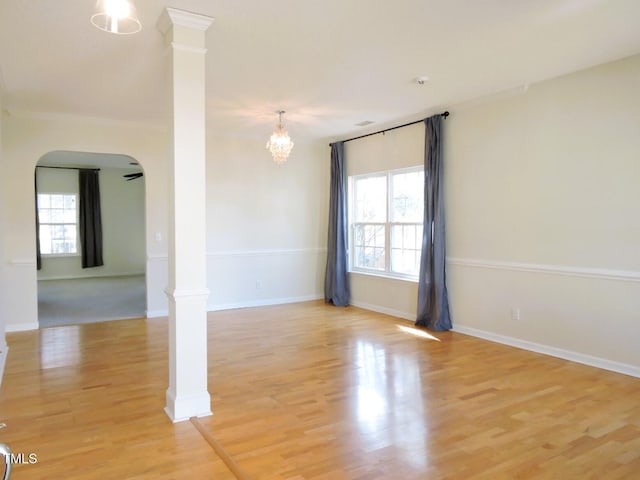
(1, 0, 639, 143)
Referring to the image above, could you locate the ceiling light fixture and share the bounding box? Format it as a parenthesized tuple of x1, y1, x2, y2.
(266, 110, 294, 164)
(91, 0, 142, 34)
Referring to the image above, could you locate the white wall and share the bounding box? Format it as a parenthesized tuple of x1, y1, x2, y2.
(446, 54, 640, 375)
(36, 167, 146, 280)
(0, 113, 168, 330)
(0, 97, 8, 381)
(345, 122, 424, 319)
(204, 135, 329, 312)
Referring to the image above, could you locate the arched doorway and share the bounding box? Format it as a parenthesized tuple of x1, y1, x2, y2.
(35, 151, 147, 327)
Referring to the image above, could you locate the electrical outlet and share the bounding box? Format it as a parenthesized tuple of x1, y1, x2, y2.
(255, 280, 263, 290)
(511, 307, 521, 321)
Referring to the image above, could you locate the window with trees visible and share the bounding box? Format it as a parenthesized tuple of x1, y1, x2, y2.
(37, 193, 78, 255)
(349, 167, 424, 279)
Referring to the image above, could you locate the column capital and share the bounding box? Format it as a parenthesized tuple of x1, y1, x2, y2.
(157, 7, 214, 36)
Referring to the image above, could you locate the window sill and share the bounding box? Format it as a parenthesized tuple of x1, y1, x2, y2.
(41, 254, 80, 259)
(349, 270, 419, 284)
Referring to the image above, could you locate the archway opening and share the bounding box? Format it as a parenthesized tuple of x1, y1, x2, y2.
(35, 150, 147, 327)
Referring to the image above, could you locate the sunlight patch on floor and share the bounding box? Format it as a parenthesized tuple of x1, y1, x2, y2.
(397, 325, 441, 342)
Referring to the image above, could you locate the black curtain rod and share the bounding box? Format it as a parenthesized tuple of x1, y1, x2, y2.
(331, 111, 449, 146)
(36, 166, 100, 171)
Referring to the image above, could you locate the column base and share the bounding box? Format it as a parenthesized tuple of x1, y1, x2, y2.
(165, 389, 212, 423)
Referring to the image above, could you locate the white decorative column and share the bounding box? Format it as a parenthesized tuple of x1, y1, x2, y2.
(158, 8, 214, 422)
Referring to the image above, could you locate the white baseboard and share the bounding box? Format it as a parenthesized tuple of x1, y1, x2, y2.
(207, 294, 323, 313)
(38, 272, 145, 281)
(146, 294, 324, 319)
(6, 322, 39, 333)
(0, 344, 8, 386)
(453, 324, 640, 379)
(349, 300, 415, 321)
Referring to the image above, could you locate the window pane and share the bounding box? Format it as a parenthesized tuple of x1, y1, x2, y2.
(64, 195, 76, 209)
(391, 224, 421, 276)
(52, 225, 65, 239)
(374, 225, 385, 247)
(63, 209, 76, 223)
(65, 225, 77, 241)
(354, 176, 386, 222)
(51, 194, 64, 208)
(363, 247, 384, 270)
(50, 209, 65, 223)
(38, 194, 50, 209)
(391, 171, 423, 222)
(39, 225, 52, 254)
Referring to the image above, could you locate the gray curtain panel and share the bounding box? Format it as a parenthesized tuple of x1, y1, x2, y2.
(324, 141, 350, 306)
(35, 171, 42, 270)
(79, 169, 104, 268)
(416, 115, 452, 331)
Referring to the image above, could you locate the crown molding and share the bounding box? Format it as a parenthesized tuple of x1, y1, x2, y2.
(157, 8, 214, 35)
(4, 108, 167, 131)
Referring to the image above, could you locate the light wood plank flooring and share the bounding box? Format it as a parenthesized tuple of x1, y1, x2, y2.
(1, 301, 639, 479)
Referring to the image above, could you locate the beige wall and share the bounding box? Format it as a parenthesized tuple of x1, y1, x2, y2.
(446, 54, 640, 373)
(0, 97, 7, 379)
(204, 134, 329, 312)
(0, 113, 168, 330)
(0, 112, 329, 325)
(342, 55, 640, 375)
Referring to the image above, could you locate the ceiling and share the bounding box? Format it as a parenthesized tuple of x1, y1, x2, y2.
(1, 0, 639, 144)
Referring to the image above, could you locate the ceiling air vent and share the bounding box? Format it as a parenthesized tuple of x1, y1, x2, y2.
(355, 120, 375, 127)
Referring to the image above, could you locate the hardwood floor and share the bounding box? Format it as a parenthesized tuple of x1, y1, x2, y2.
(1, 301, 639, 479)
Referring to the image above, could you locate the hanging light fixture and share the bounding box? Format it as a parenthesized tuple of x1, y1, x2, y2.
(266, 110, 294, 164)
(91, 0, 142, 35)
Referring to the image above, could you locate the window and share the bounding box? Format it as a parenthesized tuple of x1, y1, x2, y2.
(37, 193, 78, 255)
(349, 167, 424, 279)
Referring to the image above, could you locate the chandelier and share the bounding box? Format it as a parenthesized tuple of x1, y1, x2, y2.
(91, 0, 142, 34)
(266, 111, 294, 164)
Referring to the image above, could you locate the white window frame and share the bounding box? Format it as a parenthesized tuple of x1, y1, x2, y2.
(348, 166, 424, 281)
(37, 192, 79, 257)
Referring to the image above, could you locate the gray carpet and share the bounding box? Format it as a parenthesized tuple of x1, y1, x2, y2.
(38, 275, 146, 328)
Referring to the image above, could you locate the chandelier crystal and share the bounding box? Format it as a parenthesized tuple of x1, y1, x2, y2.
(91, 0, 142, 34)
(266, 111, 294, 164)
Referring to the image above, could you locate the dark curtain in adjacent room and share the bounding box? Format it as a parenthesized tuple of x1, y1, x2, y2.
(79, 169, 104, 268)
(35, 171, 42, 270)
(324, 141, 350, 306)
(416, 114, 452, 331)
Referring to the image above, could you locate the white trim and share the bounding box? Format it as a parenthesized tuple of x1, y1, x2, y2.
(165, 288, 210, 300)
(208, 294, 323, 313)
(447, 257, 640, 283)
(349, 300, 415, 321)
(149, 294, 324, 318)
(5, 108, 166, 131)
(170, 43, 207, 55)
(207, 247, 326, 258)
(147, 254, 168, 261)
(148, 248, 325, 262)
(8, 259, 37, 267)
(164, 389, 212, 423)
(6, 322, 39, 333)
(452, 324, 640, 379)
(0, 344, 8, 387)
(158, 8, 214, 34)
(38, 272, 145, 281)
